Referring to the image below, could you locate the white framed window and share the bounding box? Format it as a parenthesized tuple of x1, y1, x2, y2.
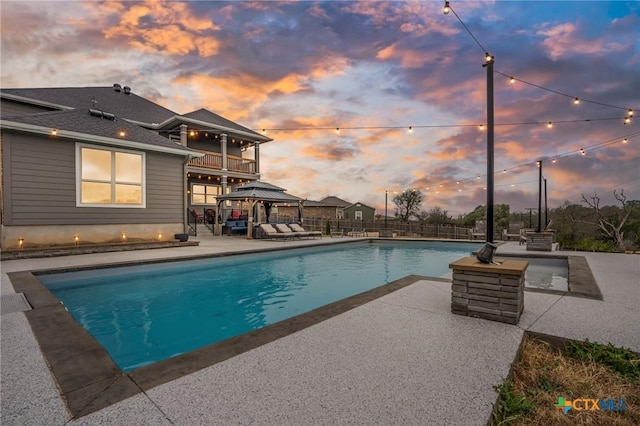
(76, 144, 145, 208)
(191, 184, 222, 205)
(355, 210, 363, 220)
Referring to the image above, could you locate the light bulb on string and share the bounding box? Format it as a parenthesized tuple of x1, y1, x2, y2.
(574, 98, 580, 105)
(580, 148, 586, 155)
(336, 128, 340, 134)
(408, 126, 413, 133)
(624, 117, 631, 124)
(628, 109, 634, 117)
(509, 76, 515, 84)
(623, 138, 628, 144)
(479, 124, 485, 130)
(547, 122, 553, 128)
(443, 1, 450, 15)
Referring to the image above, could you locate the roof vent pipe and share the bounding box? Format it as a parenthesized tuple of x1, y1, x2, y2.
(113, 83, 122, 92)
(123, 86, 131, 95)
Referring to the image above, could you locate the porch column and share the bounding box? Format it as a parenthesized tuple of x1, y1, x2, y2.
(180, 124, 188, 147)
(254, 141, 260, 175)
(221, 133, 228, 171)
(221, 175, 228, 221)
(247, 200, 258, 240)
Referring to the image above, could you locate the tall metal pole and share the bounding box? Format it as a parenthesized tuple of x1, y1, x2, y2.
(537, 161, 542, 232)
(484, 55, 495, 243)
(385, 190, 388, 229)
(544, 178, 548, 227)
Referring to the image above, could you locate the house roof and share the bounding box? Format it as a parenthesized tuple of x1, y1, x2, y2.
(217, 181, 302, 203)
(1, 86, 272, 143)
(345, 202, 375, 210)
(0, 109, 198, 156)
(1, 87, 176, 125)
(318, 196, 352, 207)
(182, 109, 266, 140)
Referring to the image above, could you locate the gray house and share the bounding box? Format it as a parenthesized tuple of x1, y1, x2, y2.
(343, 202, 376, 221)
(0, 84, 272, 249)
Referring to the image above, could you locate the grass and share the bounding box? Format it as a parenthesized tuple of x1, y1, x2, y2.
(491, 335, 640, 425)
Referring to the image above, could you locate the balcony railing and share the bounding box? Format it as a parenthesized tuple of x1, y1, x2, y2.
(188, 151, 256, 174)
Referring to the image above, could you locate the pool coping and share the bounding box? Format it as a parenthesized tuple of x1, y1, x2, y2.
(9, 268, 441, 419)
(6, 240, 601, 419)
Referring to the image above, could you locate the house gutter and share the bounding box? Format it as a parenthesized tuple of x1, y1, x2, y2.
(0, 120, 204, 158)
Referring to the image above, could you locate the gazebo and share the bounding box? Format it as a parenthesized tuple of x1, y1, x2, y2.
(215, 181, 304, 239)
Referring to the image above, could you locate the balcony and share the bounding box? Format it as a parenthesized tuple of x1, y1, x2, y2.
(188, 151, 256, 174)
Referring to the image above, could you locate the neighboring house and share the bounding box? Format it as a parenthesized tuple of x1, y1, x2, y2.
(0, 84, 272, 249)
(343, 202, 376, 221)
(276, 195, 352, 221)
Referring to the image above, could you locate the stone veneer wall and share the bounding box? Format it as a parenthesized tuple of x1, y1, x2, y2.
(449, 257, 528, 325)
(526, 232, 554, 251)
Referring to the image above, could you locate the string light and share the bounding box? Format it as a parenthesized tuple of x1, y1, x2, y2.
(495, 70, 635, 113)
(574, 97, 580, 105)
(408, 126, 413, 133)
(50, 128, 58, 136)
(257, 116, 625, 133)
(547, 122, 553, 128)
(629, 109, 634, 117)
(510, 76, 515, 84)
(419, 132, 638, 194)
(443, 0, 450, 15)
(624, 117, 631, 124)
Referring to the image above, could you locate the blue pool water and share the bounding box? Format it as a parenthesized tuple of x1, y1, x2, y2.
(39, 241, 480, 371)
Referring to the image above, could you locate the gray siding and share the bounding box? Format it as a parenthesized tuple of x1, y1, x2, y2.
(1, 99, 56, 116)
(2, 132, 185, 225)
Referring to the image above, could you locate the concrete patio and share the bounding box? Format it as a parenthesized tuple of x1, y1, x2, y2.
(1, 237, 638, 425)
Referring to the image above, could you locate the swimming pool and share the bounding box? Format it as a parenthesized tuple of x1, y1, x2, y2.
(40, 241, 480, 371)
(38, 241, 567, 372)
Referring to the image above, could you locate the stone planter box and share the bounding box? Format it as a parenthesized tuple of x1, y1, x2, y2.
(526, 232, 554, 251)
(449, 257, 528, 325)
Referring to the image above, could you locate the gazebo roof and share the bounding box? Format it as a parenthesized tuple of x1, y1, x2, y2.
(217, 181, 303, 203)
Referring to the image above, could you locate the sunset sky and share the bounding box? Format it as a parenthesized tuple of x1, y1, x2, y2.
(1, 1, 638, 216)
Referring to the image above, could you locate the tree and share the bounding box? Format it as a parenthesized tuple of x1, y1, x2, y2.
(580, 189, 634, 252)
(425, 206, 452, 225)
(392, 189, 423, 222)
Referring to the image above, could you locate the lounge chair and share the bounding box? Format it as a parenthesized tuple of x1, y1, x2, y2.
(288, 223, 322, 239)
(274, 223, 304, 239)
(330, 229, 344, 237)
(348, 228, 366, 237)
(258, 223, 290, 240)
